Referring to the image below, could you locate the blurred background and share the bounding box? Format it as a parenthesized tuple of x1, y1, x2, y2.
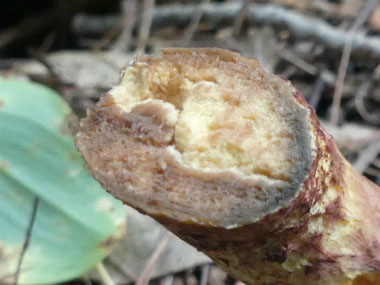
(0, 0, 380, 284)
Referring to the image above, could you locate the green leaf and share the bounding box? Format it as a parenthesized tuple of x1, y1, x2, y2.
(0, 78, 127, 284)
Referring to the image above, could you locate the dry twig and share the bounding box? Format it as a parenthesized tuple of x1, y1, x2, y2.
(182, 0, 210, 46)
(96, 263, 115, 285)
(137, 0, 156, 54)
(277, 48, 318, 76)
(136, 234, 171, 285)
(200, 264, 210, 285)
(112, 0, 137, 52)
(73, 3, 380, 57)
(330, 0, 380, 125)
(354, 79, 380, 124)
(233, 0, 249, 38)
(354, 140, 380, 173)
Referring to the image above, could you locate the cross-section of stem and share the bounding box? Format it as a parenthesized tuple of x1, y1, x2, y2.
(76, 48, 380, 285)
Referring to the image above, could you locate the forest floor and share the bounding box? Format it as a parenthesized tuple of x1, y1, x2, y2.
(1, 0, 380, 284)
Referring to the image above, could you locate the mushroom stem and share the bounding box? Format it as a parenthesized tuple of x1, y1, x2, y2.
(76, 48, 380, 285)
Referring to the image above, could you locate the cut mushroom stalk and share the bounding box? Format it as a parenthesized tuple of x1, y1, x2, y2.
(76, 48, 380, 285)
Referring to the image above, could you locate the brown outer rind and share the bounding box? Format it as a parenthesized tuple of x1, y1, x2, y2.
(76, 49, 380, 285)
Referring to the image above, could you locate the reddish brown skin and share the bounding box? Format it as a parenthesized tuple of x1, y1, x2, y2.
(76, 49, 380, 285)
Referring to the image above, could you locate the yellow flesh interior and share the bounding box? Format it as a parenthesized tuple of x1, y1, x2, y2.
(112, 60, 298, 182)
